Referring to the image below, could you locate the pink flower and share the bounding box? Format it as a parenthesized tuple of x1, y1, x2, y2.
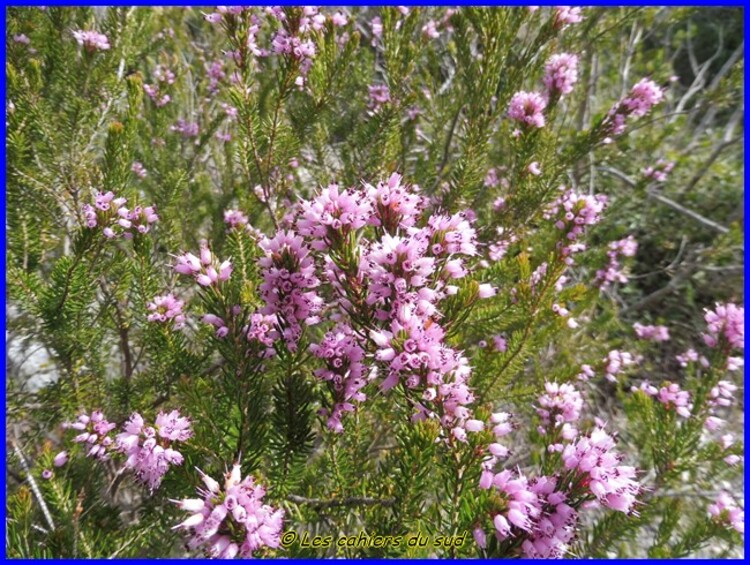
(224, 209, 249, 230)
(703, 303, 744, 350)
(543, 53, 579, 96)
(62, 410, 117, 461)
(131, 161, 148, 179)
(508, 91, 547, 128)
(81, 191, 158, 238)
(365, 173, 424, 233)
(484, 168, 500, 188)
(173, 242, 232, 288)
(465, 419, 485, 433)
(473, 527, 487, 549)
(603, 350, 636, 382)
(537, 382, 583, 428)
(202, 313, 228, 338)
(562, 427, 640, 514)
(422, 20, 440, 39)
(596, 236, 638, 288)
(173, 464, 284, 557)
(147, 294, 186, 330)
(643, 159, 675, 182)
(655, 382, 693, 418)
(297, 184, 373, 251)
(477, 284, 496, 299)
(370, 17, 383, 45)
(528, 161, 542, 176)
(331, 11, 348, 27)
(171, 119, 199, 138)
(554, 7, 584, 28)
(116, 410, 192, 492)
(544, 189, 607, 263)
(623, 79, 665, 118)
(368, 84, 391, 111)
(53, 451, 68, 467)
(258, 231, 323, 349)
(604, 78, 664, 136)
(155, 410, 193, 442)
(633, 323, 670, 342)
(708, 492, 744, 534)
(704, 416, 725, 432)
(72, 30, 110, 52)
(310, 326, 368, 433)
(492, 335, 508, 352)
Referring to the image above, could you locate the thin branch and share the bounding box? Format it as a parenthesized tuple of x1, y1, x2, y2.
(430, 105, 464, 193)
(621, 263, 699, 315)
(647, 189, 729, 234)
(597, 166, 731, 234)
(11, 440, 56, 532)
(679, 136, 742, 196)
(286, 494, 396, 509)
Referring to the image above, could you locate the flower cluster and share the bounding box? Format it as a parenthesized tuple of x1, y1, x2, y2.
(702, 379, 740, 436)
(72, 30, 110, 52)
(622, 78, 665, 118)
(508, 91, 547, 128)
(543, 53, 579, 97)
(171, 119, 200, 138)
(368, 84, 391, 111)
(488, 227, 518, 262)
(595, 236, 638, 288)
(173, 463, 284, 558)
(58, 409, 192, 492)
(147, 293, 186, 330)
(203, 7, 354, 90)
(604, 78, 664, 138)
(202, 313, 229, 339)
(476, 380, 639, 557)
(310, 326, 368, 432)
(116, 410, 192, 491)
(174, 242, 233, 287)
(536, 382, 584, 429)
(562, 427, 640, 513)
(237, 312, 278, 359)
(224, 209, 249, 230)
(554, 6, 584, 28)
(131, 161, 148, 178)
(544, 189, 607, 264)
(576, 350, 637, 383)
(708, 492, 744, 535)
(633, 381, 693, 418)
(633, 322, 670, 342)
(603, 350, 637, 382)
(271, 28, 317, 88)
(480, 471, 575, 557)
(62, 410, 117, 460)
(297, 184, 373, 250)
(675, 348, 708, 368)
(258, 231, 323, 349)
(274, 174, 482, 438)
(484, 167, 508, 189)
(82, 191, 159, 239)
(643, 159, 675, 182)
(702, 302, 744, 350)
(365, 172, 424, 233)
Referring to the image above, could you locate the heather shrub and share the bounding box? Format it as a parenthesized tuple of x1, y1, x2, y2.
(5, 6, 744, 558)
